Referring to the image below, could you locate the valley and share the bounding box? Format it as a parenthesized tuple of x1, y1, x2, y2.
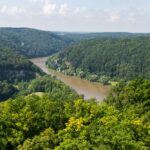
(0, 28, 149, 149)
(30, 57, 111, 101)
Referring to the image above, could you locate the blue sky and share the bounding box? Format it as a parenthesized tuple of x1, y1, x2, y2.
(0, 0, 150, 32)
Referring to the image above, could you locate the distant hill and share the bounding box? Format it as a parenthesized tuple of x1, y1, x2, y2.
(55, 32, 150, 42)
(1, 27, 150, 58)
(0, 47, 43, 83)
(47, 37, 150, 82)
(0, 28, 73, 58)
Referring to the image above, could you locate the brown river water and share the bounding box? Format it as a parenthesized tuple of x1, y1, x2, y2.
(30, 57, 111, 102)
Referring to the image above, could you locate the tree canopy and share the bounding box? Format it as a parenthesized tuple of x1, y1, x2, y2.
(0, 47, 43, 83)
(0, 28, 73, 57)
(0, 79, 149, 149)
(47, 37, 150, 83)
(0, 29, 150, 149)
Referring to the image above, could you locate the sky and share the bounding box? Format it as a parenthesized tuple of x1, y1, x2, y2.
(0, 0, 150, 32)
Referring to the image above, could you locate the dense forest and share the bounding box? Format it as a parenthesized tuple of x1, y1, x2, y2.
(1, 28, 150, 58)
(0, 28, 150, 149)
(0, 78, 149, 149)
(56, 32, 150, 42)
(0, 47, 44, 101)
(47, 37, 150, 84)
(0, 28, 73, 57)
(0, 45, 78, 101)
(0, 47, 43, 83)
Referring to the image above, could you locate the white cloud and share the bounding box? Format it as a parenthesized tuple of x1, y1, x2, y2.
(0, 5, 26, 15)
(0, 0, 150, 32)
(74, 7, 88, 14)
(42, 0, 69, 16)
(43, 1, 57, 15)
(28, 0, 39, 2)
(58, 4, 69, 16)
(28, 0, 44, 3)
(108, 14, 120, 22)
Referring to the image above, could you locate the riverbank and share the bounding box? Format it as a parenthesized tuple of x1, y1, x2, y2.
(46, 54, 119, 85)
(30, 57, 111, 102)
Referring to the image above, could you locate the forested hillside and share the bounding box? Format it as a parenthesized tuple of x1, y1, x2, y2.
(47, 37, 150, 83)
(0, 48, 78, 101)
(0, 28, 72, 57)
(0, 78, 149, 149)
(0, 47, 43, 83)
(56, 32, 150, 42)
(0, 47, 45, 101)
(1, 27, 150, 58)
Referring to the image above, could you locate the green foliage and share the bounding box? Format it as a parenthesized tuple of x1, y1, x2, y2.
(0, 81, 18, 101)
(47, 37, 150, 82)
(1, 28, 150, 149)
(0, 28, 73, 58)
(17, 75, 78, 101)
(106, 78, 150, 108)
(99, 75, 111, 85)
(0, 74, 78, 102)
(57, 32, 150, 42)
(0, 79, 149, 149)
(0, 95, 70, 149)
(18, 128, 56, 150)
(0, 47, 43, 83)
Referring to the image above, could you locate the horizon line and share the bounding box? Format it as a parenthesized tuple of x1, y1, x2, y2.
(0, 26, 150, 34)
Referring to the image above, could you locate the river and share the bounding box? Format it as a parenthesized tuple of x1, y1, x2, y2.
(30, 57, 111, 102)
